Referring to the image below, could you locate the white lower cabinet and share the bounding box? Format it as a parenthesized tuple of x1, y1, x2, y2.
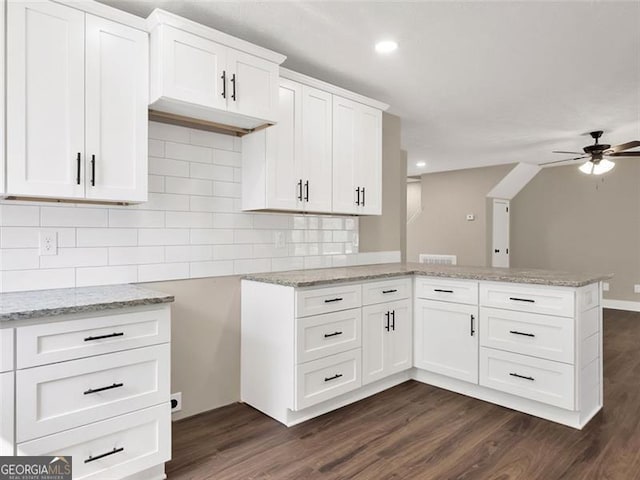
(17, 404, 170, 480)
(414, 299, 479, 384)
(362, 299, 412, 385)
(0, 372, 14, 456)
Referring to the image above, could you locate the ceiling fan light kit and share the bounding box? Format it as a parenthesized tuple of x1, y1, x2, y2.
(579, 158, 615, 175)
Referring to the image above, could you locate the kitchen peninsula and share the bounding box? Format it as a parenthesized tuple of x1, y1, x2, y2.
(241, 263, 611, 429)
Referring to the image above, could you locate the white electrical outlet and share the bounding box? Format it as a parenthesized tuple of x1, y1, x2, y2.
(274, 231, 285, 248)
(603, 282, 610, 292)
(634, 285, 640, 294)
(39, 231, 58, 256)
(170, 392, 182, 413)
(466, 214, 475, 221)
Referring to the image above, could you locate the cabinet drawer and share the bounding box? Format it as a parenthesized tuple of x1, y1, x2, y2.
(480, 283, 574, 318)
(479, 347, 574, 410)
(296, 284, 362, 318)
(17, 403, 170, 480)
(362, 277, 411, 305)
(415, 277, 478, 305)
(1, 372, 14, 456)
(0, 328, 13, 372)
(17, 306, 170, 368)
(296, 309, 361, 364)
(295, 349, 361, 410)
(480, 307, 574, 363)
(16, 344, 170, 442)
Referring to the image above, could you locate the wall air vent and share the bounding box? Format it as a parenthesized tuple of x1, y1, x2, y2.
(418, 254, 457, 265)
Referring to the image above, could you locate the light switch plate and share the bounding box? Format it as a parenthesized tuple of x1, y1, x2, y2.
(603, 282, 609, 292)
(634, 284, 640, 294)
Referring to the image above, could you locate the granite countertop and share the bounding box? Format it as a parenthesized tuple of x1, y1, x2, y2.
(244, 262, 613, 288)
(0, 284, 174, 322)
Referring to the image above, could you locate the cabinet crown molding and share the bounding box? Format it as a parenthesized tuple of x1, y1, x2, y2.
(146, 9, 286, 65)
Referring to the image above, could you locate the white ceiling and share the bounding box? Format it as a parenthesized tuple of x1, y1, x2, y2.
(99, 0, 640, 176)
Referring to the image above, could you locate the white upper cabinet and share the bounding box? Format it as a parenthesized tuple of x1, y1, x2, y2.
(148, 10, 284, 130)
(242, 69, 387, 215)
(6, 1, 148, 203)
(7, 1, 86, 199)
(332, 96, 382, 215)
(85, 15, 148, 203)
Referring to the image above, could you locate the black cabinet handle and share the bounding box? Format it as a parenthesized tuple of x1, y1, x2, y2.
(385, 311, 390, 332)
(91, 154, 96, 186)
(324, 331, 343, 338)
(355, 187, 360, 206)
(84, 332, 124, 342)
(361, 187, 365, 206)
(382, 289, 397, 294)
(470, 314, 475, 336)
(84, 383, 124, 395)
(391, 310, 396, 331)
(494, 249, 500, 253)
(324, 373, 343, 382)
(221, 70, 226, 98)
(304, 180, 309, 202)
(510, 330, 535, 337)
(509, 372, 535, 381)
(434, 289, 454, 293)
(85, 447, 124, 464)
(297, 179, 303, 201)
(324, 297, 343, 303)
(76, 152, 81, 185)
(231, 73, 236, 101)
(509, 297, 535, 303)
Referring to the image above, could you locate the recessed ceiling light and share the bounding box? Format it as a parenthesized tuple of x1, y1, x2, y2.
(416, 161, 426, 167)
(375, 40, 398, 54)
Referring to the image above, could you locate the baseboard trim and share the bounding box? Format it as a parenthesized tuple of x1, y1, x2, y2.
(603, 299, 640, 312)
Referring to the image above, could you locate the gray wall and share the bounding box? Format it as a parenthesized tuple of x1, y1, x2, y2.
(359, 113, 406, 259)
(511, 159, 640, 302)
(406, 164, 513, 265)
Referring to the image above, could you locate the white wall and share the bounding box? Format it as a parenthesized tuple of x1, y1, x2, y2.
(0, 122, 383, 292)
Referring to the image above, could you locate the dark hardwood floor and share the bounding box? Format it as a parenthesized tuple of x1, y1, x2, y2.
(167, 309, 640, 480)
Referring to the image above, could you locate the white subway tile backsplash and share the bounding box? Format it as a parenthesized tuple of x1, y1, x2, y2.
(165, 141, 212, 164)
(0, 121, 360, 292)
(41, 207, 108, 228)
(138, 262, 189, 282)
(76, 265, 138, 287)
(0, 205, 40, 226)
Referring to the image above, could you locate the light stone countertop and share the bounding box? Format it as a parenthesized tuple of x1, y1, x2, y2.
(0, 284, 174, 322)
(244, 263, 613, 288)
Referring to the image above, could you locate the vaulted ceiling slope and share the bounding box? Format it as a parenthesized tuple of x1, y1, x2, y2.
(99, 1, 640, 176)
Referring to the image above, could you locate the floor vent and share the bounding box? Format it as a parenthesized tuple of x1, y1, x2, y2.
(419, 254, 457, 265)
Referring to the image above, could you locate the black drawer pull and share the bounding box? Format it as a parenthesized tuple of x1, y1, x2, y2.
(84, 383, 124, 395)
(324, 331, 343, 338)
(324, 298, 343, 303)
(85, 447, 124, 464)
(84, 332, 124, 342)
(382, 289, 398, 294)
(324, 373, 343, 382)
(509, 372, 535, 381)
(509, 297, 535, 303)
(434, 289, 454, 293)
(510, 330, 535, 337)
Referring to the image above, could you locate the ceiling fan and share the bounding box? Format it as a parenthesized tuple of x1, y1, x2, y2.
(540, 131, 640, 175)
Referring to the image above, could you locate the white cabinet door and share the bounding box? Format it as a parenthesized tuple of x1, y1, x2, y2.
(266, 79, 303, 210)
(157, 25, 227, 111)
(332, 96, 359, 214)
(0, 372, 14, 456)
(302, 86, 333, 213)
(362, 299, 411, 385)
(7, 1, 85, 199)
(415, 299, 479, 384)
(85, 15, 148, 203)
(357, 105, 382, 215)
(226, 49, 278, 123)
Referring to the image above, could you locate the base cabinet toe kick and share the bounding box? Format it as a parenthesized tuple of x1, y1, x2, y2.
(241, 275, 603, 430)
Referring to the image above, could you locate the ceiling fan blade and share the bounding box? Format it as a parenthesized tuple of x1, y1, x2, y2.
(552, 150, 585, 155)
(608, 151, 640, 157)
(605, 140, 640, 153)
(540, 156, 589, 166)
